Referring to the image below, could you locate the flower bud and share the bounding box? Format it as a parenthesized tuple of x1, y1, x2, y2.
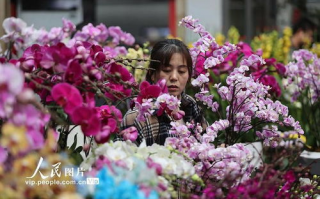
(83, 143, 91, 153)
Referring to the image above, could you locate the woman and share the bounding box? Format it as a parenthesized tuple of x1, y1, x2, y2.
(116, 39, 207, 146)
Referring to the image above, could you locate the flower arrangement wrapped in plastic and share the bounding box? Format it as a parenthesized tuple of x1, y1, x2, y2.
(80, 140, 202, 198)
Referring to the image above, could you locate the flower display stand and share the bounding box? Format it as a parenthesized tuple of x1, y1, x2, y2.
(300, 150, 320, 175)
(244, 142, 263, 168)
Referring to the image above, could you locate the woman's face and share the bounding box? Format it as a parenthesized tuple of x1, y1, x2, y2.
(153, 53, 189, 99)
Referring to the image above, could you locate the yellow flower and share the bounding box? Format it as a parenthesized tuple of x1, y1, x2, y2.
(127, 48, 137, 59)
(228, 26, 240, 44)
(215, 33, 225, 46)
(283, 37, 291, 46)
(13, 153, 41, 178)
(187, 42, 194, 49)
(125, 46, 149, 83)
(12, 153, 76, 197)
(302, 37, 312, 49)
(0, 123, 29, 156)
(288, 134, 307, 143)
(283, 26, 292, 37)
(283, 47, 290, 53)
(311, 43, 320, 57)
(134, 67, 146, 82)
(0, 183, 22, 199)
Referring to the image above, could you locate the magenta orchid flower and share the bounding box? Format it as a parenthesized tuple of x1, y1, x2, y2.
(83, 92, 96, 108)
(71, 106, 101, 136)
(51, 83, 83, 114)
(94, 125, 112, 144)
(259, 75, 281, 97)
(96, 105, 122, 137)
(275, 63, 286, 76)
(136, 81, 161, 104)
(104, 84, 132, 101)
(64, 59, 83, 84)
(104, 63, 135, 101)
(97, 105, 122, 123)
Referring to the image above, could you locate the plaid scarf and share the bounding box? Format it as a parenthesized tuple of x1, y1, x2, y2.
(114, 93, 207, 146)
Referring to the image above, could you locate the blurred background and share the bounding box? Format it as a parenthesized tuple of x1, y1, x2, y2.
(1, 0, 320, 45)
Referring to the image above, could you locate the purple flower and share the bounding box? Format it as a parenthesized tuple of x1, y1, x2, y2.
(0, 147, 8, 164)
(62, 18, 76, 33)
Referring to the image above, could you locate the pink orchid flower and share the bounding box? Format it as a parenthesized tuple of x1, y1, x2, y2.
(172, 110, 185, 120)
(62, 18, 76, 33)
(104, 62, 135, 101)
(51, 83, 83, 114)
(136, 81, 161, 104)
(64, 59, 83, 84)
(155, 79, 168, 94)
(94, 126, 112, 144)
(71, 106, 101, 136)
(120, 126, 138, 142)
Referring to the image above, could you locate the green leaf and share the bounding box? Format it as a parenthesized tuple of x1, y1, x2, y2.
(69, 133, 78, 151)
(280, 158, 289, 170)
(75, 146, 83, 153)
(69, 151, 84, 166)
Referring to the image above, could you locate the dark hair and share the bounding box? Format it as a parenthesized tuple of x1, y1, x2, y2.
(292, 17, 317, 35)
(146, 39, 193, 83)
